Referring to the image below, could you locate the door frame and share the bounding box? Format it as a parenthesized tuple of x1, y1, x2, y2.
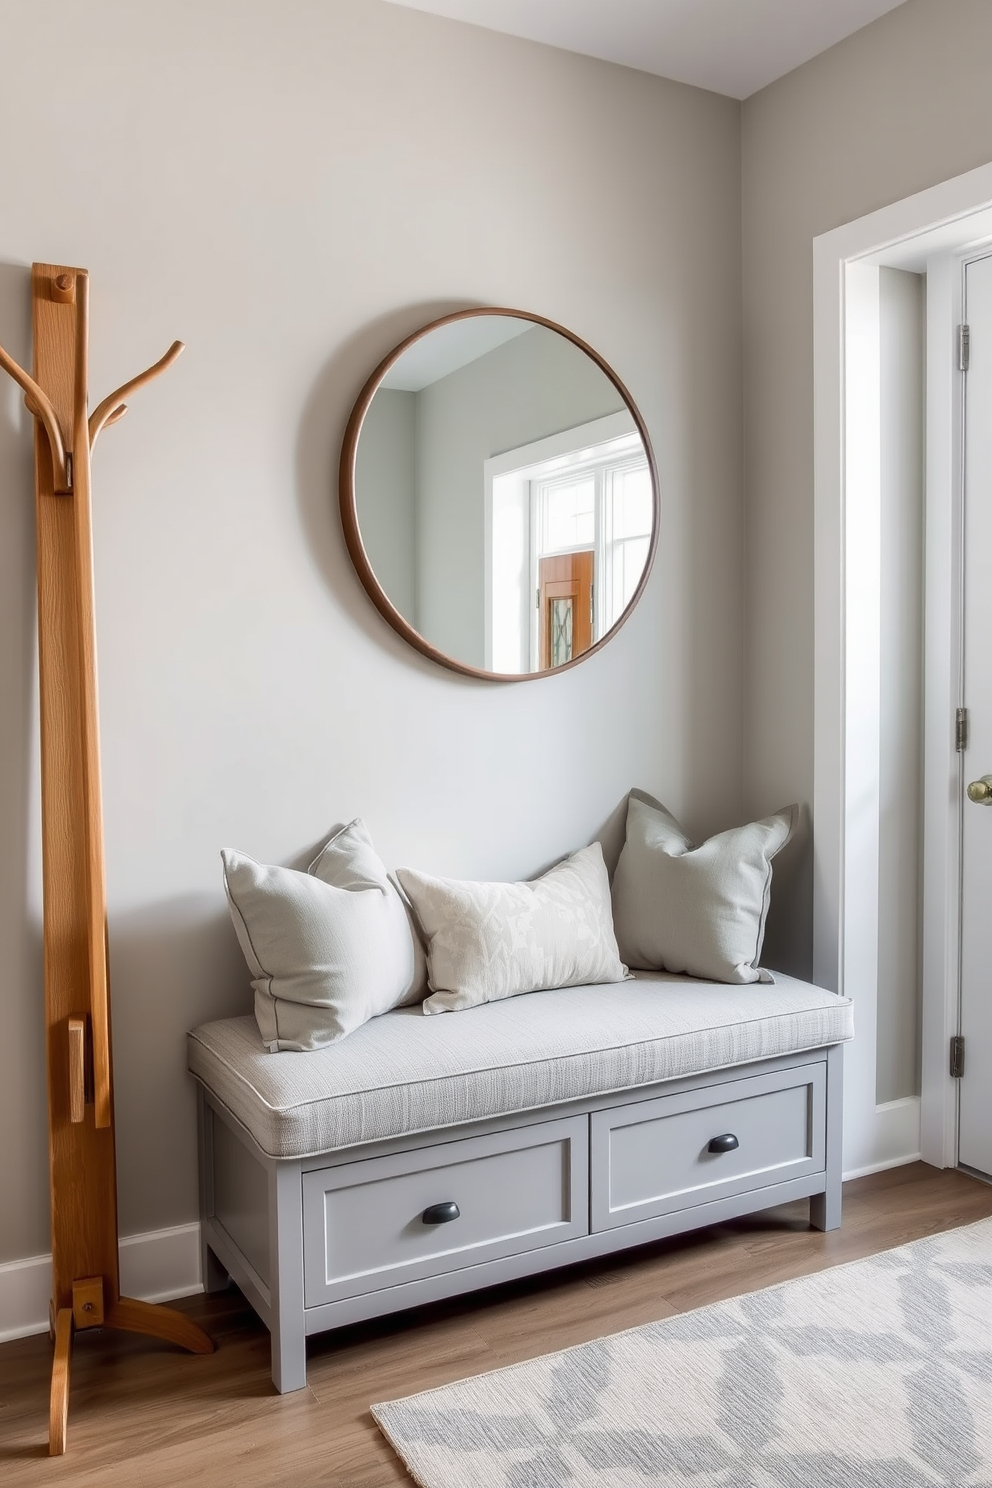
(813, 160, 992, 1176)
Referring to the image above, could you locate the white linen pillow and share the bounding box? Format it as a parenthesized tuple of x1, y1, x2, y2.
(308, 820, 428, 1005)
(612, 791, 798, 984)
(396, 841, 628, 1014)
(223, 819, 427, 1052)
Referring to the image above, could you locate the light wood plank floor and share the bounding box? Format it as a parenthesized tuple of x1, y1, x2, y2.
(2, 1163, 991, 1485)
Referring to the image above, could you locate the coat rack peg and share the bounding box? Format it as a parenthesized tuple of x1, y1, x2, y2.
(0, 341, 71, 491)
(0, 264, 211, 1456)
(89, 340, 184, 448)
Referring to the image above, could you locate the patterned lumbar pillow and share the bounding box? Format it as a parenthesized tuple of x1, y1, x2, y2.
(612, 791, 798, 984)
(396, 841, 628, 1014)
(222, 819, 427, 1052)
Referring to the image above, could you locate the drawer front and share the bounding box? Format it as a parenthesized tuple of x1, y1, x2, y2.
(591, 1063, 825, 1232)
(303, 1114, 588, 1307)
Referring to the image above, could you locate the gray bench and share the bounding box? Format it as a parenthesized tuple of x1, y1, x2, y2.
(188, 970, 852, 1392)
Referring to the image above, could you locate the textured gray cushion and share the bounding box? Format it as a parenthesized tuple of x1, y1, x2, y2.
(187, 971, 854, 1159)
(612, 793, 798, 984)
(222, 819, 426, 1052)
(397, 842, 627, 1014)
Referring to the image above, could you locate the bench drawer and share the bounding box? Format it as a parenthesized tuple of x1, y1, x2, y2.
(591, 1063, 825, 1232)
(302, 1114, 588, 1306)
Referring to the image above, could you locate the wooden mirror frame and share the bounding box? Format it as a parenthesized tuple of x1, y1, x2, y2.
(339, 307, 660, 681)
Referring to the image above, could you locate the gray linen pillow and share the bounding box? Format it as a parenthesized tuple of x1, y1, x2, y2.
(223, 819, 427, 1052)
(396, 841, 628, 1014)
(612, 792, 798, 984)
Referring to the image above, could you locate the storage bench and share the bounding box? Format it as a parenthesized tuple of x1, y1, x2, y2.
(188, 970, 852, 1392)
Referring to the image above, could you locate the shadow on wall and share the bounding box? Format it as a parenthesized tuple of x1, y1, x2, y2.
(108, 893, 248, 1235)
(105, 827, 345, 1235)
(0, 260, 50, 1258)
(293, 296, 486, 674)
(762, 803, 811, 977)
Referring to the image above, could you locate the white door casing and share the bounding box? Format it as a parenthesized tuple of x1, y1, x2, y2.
(959, 253, 992, 1179)
(813, 161, 992, 1178)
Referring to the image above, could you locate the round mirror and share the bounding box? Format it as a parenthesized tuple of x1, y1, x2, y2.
(340, 308, 658, 680)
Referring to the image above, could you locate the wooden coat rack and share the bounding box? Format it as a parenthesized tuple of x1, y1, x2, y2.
(0, 265, 213, 1456)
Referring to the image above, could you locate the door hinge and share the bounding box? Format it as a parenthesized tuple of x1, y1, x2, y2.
(950, 1034, 965, 1079)
(959, 323, 971, 371)
(957, 707, 969, 752)
(536, 587, 540, 610)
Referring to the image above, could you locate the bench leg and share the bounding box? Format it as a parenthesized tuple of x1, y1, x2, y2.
(202, 1241, 230, 1294)
(197, 1088, 230, 1291)
(269, 1161, 308, 1393)
(271, 1311, 308, 1394)
(809, 1183, 841, 1232)
(810, 1042, 844, 1232)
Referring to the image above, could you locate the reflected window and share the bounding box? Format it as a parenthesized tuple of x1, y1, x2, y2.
(486, 415, 651, 672)
(542, 478, 596, 553)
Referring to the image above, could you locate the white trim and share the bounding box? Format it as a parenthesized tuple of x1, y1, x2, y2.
(837, 261, 883, 1176)
(814, 159, 992, 1177)
(485, 410, 636, 480)
(841, 1099, 922, 1181)
(843, 1154, 922, 1183)
(920, 253, 966, 1168)
(0, 1223, 203, 1343)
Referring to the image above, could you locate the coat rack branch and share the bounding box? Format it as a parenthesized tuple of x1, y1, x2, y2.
(89, 339, 185, 448)
(1, 264, 213, 1457)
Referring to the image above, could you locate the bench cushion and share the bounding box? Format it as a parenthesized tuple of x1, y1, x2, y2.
(187, 971, 853, 1160)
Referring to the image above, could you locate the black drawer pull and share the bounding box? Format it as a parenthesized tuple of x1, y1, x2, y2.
(422, 1200, 461, 1225)
(707, 1133, 740, 1154)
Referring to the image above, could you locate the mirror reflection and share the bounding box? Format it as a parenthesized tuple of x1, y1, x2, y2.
(349, 312, 656, 676)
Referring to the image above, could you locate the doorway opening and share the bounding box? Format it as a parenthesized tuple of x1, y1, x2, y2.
(813, 161, 992, 1180)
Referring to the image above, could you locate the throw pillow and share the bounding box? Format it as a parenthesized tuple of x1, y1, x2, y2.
(396, 841, 628, 1014)
(612, 791, 798, 984)
(223, 819, 427, 1052)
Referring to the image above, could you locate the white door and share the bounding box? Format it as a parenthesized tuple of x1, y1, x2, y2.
(960, 252, 992, 1178)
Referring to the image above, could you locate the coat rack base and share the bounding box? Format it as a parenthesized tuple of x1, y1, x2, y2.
(48, 1296, 214, 1456)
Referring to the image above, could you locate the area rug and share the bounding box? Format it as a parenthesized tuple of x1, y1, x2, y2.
(372, 1217, 992, 1487)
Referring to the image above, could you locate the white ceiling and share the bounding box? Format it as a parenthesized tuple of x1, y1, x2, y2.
(384, 0, 908, 100)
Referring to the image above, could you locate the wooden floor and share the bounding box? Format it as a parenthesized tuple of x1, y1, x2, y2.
(2, 1162, 991, 1485)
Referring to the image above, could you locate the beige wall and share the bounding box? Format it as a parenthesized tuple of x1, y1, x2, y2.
(742, 0, 992, 975)
(0, 0, 743, 1264)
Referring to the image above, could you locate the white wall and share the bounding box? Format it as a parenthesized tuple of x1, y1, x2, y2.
(0, 0, 743, 1266)
(742, 0, 992, 977)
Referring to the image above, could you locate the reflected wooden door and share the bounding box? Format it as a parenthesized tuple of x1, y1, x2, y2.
(539, 550, 594, 669)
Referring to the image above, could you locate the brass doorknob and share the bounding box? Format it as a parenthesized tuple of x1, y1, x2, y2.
(967, 775, 992, 804)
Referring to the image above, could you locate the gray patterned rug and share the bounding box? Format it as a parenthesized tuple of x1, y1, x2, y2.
(372, 1217, 992, 1487)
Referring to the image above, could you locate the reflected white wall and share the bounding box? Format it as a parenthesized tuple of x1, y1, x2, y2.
(355, 389, 418, 623)
(415, 326, 624, 666)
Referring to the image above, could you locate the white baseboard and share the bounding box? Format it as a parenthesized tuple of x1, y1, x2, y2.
(843, 1151, 923, 1181)
(842, 1094, 923, 1180)
(0, 1223, 202, 1344)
